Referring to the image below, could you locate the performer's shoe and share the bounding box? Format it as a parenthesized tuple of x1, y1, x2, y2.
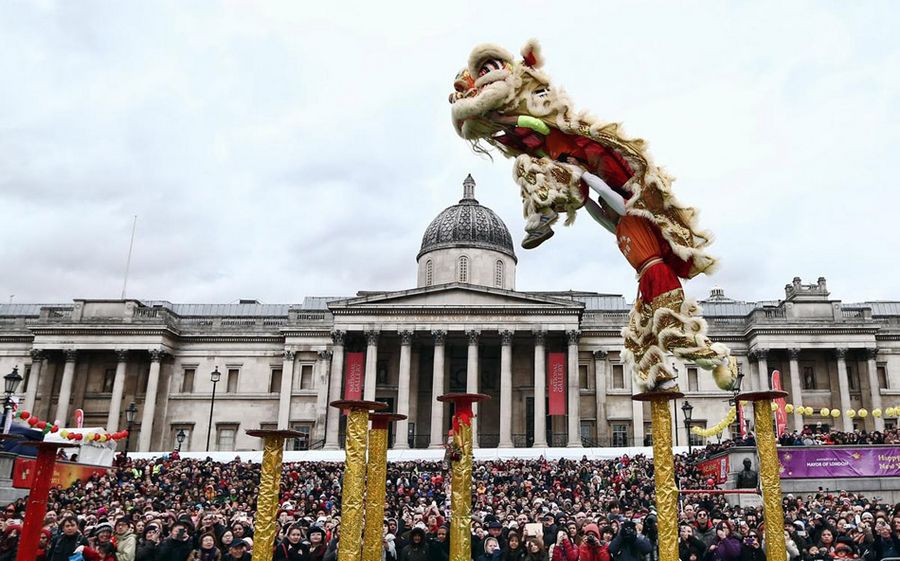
(522, 228, 554, 249)
(712, 356, 739, 391)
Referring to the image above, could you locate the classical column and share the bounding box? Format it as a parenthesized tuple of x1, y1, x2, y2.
(324, 331, 345, 450)
(313, 350, 333, 442)
(593, 350, 609, 444)
(54, 350, 77, 426)
(23, 349, 43, 412)
(138, 349, 164, 452)
(865, 348, 885, 431)
(498, 330, 514, 448)
(429, 330, 447, 448)
(363, 330, 379, 402)
(835, 348, 853, 432)
(395, 330, 414, 449)
(532, 331, 548, 448)
(466, 330, 481, 448)
(278, 351, 296, 430)
(787, 348, 804, 431)
(632, 400, 645, 446)
(566, 330, 582, 447)
(106, 350, 129, 432)
(756, 349, 770, 392)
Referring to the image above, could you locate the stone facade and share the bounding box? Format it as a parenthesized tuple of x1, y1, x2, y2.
(1, 180, 898, 453)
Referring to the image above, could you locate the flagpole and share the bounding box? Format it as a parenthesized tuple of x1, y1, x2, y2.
(121, 215, 137, 299)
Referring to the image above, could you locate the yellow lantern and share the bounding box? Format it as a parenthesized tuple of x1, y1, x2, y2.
(785, 404, 795, 414)
(820, 408, 830, 417)
(771, 402, 778, 412)
(873, 408, 882, 418)
(858, 409, 868, 418)
(830, 409, 840, 418)
(846, 409, 856, 419)
(807, 407, 815, 416)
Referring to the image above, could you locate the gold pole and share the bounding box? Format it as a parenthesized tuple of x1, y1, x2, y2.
(363, 413, 405, 561)
(743, 391, 788, 561)
(438, 393, 489, 561)
(331, 400, 387, 561)
(246, 429, 301, 561)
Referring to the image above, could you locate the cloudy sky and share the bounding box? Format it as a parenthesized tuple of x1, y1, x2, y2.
(1, 1, 897, 306)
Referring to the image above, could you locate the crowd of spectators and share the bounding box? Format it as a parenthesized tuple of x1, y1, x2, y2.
(0, 429, 898, 561)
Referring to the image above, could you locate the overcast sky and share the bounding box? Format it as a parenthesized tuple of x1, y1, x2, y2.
(1, 1, 897, 306)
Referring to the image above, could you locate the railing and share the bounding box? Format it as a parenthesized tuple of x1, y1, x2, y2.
(842, 308, 866, 319)
(42, 306, 73, 319)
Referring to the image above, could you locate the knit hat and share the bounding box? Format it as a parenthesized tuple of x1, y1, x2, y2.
(583, 523, 601, 538)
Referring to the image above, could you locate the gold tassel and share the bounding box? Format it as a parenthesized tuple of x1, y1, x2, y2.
(363, 427, 389, 561)
(251, 435, 285, 561)
(339, 409, 369, 561)
(450, 421, 474, 561)
(650, 399, 678, 561)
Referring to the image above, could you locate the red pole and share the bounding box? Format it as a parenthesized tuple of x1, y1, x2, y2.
(17, 443, 74, 561)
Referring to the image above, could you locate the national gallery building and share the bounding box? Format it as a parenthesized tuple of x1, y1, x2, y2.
(1, 177, 898, 453)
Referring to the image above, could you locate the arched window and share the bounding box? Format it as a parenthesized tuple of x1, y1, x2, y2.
(425, 259, 433, 286)
(458, 256, 469, 283)
(495, 260, 504, 287)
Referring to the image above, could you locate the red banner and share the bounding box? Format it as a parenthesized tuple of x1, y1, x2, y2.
(344, 352, 365, 403)
(737, 401, 747, 437)
(548, 352, 566, 416)
(697, 455, 730, 484)
(772, 370, 788, 436)
(13, 457, 110, 489)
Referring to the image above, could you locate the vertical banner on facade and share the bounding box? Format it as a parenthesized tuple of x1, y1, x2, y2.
(547, 352, 566, 416)
(73, 409, 84, 429)
(771, 370, 788, 436)
(343, 352, 365, 409)
(736, 401, 747, 437)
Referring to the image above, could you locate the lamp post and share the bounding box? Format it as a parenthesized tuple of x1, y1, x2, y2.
(681, 400, 694, 454)
(124, 402, 137, 458)
(206, 366, 221, 452)
(672, 364, 680, 447)
(176, 429, 186, 451)
(2, 367, 23, 434)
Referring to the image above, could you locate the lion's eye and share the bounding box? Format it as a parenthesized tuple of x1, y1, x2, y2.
(478, 59, 504, 77)
(534, 87, 550, 98)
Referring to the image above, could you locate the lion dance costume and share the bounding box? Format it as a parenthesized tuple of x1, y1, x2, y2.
(449, 39, 737, 393)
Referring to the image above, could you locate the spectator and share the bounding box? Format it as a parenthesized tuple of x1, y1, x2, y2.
(609, 521, 651, 561)
(274, 526, 303, 560)
(158, 521, 194, 561)
(224, 539, 251, 561)
(576, 523, 608, 561)
(48, 516, 87, 561)
(194, 532, 222, 561)
(115, 518, 137, 561)
(739, 530, 764, 561)
(400, 527, 429, 561)
(680, 525, 706, 561)
(704, 523, 741, 561)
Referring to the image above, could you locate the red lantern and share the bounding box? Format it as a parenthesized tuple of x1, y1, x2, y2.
(36, 421, 47, 430)
(19, 411, 30, 420)
(66, 433, 75, 440)
(28, 417, 39, 427)
(74, 433, 83, 441)
(50, 425, 59, 433)
(122, 430, 129, 438)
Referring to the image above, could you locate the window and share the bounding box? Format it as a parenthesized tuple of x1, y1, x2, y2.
(579, 364, 590, 389)
(269, 369, 282, 393)
(425, 260, 433, 286)
(688, 423, 705, 446)
(376, 359, 388, 384)
(458, 256, 469, 283)
(611, 365, 625, 389)
(848, 364, 860, 392)
(226, 369, 239, 393)
(216, 425, 238, 451)
(644, 423, 653, 445)
(290, 423, 313, 450)
(687, 367, 699, 392)
(612, 423, 629, 447)
(495, 260, 504, 287)
(580, 420, 594, 444)
(877, 364, 888, 389)
(171, 425, 192, 451)
(22, 366, 31, 393)
(181, 368, 195, 393)
(802, 366, 816, 390)
(300, 364, 314, 390)
(102, 369, 116, 393)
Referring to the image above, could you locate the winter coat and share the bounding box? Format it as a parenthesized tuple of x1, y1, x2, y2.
(608, 533, 652, 561)
(116, 531, 138, 561)
(157, 537, 195, 561)
(704, 537, 742, 561)
(400, 542, 431, 561)
(274, 540, 305, 561)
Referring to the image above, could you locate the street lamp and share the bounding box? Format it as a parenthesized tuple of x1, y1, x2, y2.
(124, 402, 138, 458)
(2, 367, 23, 434)
(176, 429, 186, 451)
(206, 366, 221, 451)
(682, 400, 694, 454)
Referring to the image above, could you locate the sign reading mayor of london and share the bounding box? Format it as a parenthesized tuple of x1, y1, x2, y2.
(779, 448, 900, 479)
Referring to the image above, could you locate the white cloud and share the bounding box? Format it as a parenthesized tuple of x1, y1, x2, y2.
(0, 1, 898, 305)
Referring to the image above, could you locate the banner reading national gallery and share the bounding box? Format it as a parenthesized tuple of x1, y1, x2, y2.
(779, 447, 900, 478)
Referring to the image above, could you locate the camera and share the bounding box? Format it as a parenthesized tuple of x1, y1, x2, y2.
(587, 535, 597, 545)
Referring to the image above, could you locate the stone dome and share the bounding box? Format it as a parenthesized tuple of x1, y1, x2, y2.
(417, 175, 517, 262)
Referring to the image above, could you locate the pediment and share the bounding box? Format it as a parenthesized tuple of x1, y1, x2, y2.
(329, 283, 583, 311)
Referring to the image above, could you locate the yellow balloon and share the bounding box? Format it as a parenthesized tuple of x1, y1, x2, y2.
(873, 408, 882, 418)
(846, 409, 856, 418)
(785, 404, 795, 414)
(858, 409, 868, 418)
(831, 409, 841, 418)
(820, 408, 830, 417)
